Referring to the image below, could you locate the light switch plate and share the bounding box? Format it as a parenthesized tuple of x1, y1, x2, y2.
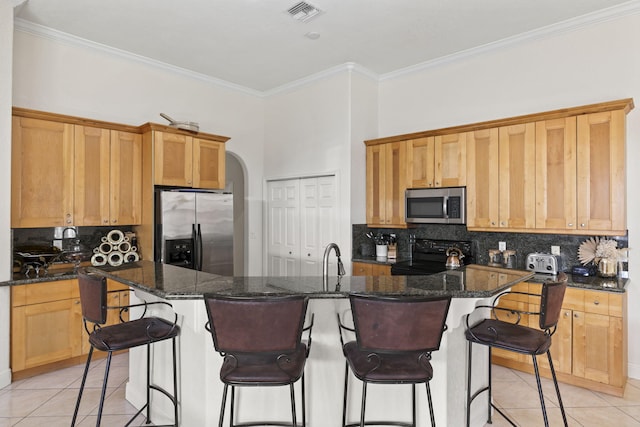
(551, 245, 561, 255)
(498, 241, 506, 251)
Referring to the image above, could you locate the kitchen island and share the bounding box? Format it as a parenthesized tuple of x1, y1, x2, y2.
(83, 261, 534, 427)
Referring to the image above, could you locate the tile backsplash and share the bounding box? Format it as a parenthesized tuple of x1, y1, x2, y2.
(352, 224, 628, 272)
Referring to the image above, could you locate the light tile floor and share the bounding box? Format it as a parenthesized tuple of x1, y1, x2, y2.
(2, 357, 640, 426)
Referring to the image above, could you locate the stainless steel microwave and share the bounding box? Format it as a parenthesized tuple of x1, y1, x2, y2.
(405, 187, 466, 224)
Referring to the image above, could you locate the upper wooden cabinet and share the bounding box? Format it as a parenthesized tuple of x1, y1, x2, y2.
(12, 116, 75, 227)
(366, 141, 407, 227)
(406, 134, 466, 188)
(150, 127, 227, 189)
(535, 117, 578, 230)
(498, 123, 536, 229)
(74, 127, 142, 226)
(576, 110, 626, 233)
(466, 129, 499, 228)
(367, 98, 633, 235)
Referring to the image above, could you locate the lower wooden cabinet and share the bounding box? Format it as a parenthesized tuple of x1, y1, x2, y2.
(492, 282, 627, 396)
(352, 261, 391, 276)
(11, 278, 131, 377)
(11, 280, 82, 373)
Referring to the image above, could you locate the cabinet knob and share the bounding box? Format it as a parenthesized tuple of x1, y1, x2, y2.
(568, 223, 573, 227)
(112, 219, 117, 224)
(491, 222, 496, 226)
(103, 219, 109, 224)
(593, 300, 600, 305)
(500, 222, 505, 226)
(289, 251, 292, 255)
(580, 223, 586, 227)
(75, 300, 80, 305)
(435, 181, 440, 186)
(574, 313, 579, 318)
(307, 253, 311, 257)
(564, 312, 569, 317)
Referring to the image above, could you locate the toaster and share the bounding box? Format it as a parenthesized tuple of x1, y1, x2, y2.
(526, 253, 562, 275)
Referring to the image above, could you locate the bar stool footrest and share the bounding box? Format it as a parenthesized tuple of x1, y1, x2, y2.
(345, 422, 415, 427)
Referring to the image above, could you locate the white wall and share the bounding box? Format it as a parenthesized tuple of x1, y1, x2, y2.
(377, 13, 640, 377)
(0, 0, 21, 389)
(264, 72, 355, 263)
(11, 30, 266, 276)
(348, 72, 379, 225)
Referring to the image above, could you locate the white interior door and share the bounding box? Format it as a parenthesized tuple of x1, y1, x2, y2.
(267, 179, 300, 276)
(267, 175, 337, 277)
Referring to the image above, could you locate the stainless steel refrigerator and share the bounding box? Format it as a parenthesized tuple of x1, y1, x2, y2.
(155, 189, 233, 275)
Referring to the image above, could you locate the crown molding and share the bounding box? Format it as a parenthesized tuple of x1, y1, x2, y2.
(380, 0, 640, 82)
(14, 0, 640, 96)
(13, 18, 264, 98)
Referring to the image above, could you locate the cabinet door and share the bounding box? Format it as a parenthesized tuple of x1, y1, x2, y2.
(573, 311, 616, 384)
(371, 264, 392, 276)
(366, 145, 387, 226)
(193, 138, 225, 189)
(491, 299, 530, 364)
(529, 304, 573, 375)
(576, 111, 626, 232)
(406, 137, 435, 188)
(154, 131, 193, 187)
(74, 125, 111, 226)
(435, 132, 467, 187)
(352, 262, 372, 276)
(499, 123, 536, 229)
(384, 141, 407, 226)
(535, 117, 577, 230)
(12, 297, 82, 371)
(11, 117, 74, 227)
(110, 130, 142, 225)
(466, 129, 499, 228)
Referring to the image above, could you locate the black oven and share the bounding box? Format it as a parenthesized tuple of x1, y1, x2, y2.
(391, 238, 475, 276)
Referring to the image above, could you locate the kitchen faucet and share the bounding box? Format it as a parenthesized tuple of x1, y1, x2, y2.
(323, 243, 346, 291)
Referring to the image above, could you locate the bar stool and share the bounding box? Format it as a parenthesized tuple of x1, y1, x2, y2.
(204, 294, 314, 427)
(465, 273, 568, 427)
(71, 270, 180, 427)
(337, 294, 452, 427)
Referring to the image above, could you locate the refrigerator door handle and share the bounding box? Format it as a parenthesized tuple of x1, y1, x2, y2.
(197, 224, 204, 271)
(192, 223, 199, 270)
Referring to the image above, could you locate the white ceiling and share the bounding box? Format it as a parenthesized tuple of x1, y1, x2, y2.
(13, 0, 640, 93)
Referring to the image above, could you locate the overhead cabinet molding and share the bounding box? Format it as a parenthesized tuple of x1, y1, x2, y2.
(364, 98, 633, 235)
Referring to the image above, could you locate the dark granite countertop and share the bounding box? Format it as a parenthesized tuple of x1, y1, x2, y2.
(352, 257, 629, 293)
(1, 261, 627, 297)
(0, 261, 533, 299)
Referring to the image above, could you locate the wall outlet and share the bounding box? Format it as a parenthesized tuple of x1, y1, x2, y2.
(498, 241, 506, 251)
(551, 245, 561, 255)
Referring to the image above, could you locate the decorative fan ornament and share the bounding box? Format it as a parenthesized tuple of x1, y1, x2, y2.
(577, 236, 600, 265)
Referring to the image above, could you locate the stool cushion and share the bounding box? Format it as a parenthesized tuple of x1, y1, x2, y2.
(220, 343, 308, 385)
(89, 317, 180, 352)
(466, 319, 551, 355)
(343, 341, 433, 384)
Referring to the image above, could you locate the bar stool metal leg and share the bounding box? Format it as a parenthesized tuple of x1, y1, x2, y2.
(71, 347, 94, 426)
(548, 351, 568, 426)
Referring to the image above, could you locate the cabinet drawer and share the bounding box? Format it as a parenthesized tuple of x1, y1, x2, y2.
(500, 282, 529, 302)
(12, 279, 79, 307)
(583, 290, 610, 315)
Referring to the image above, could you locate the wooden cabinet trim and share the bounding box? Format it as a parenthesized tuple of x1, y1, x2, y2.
(365, 98, 633, 146)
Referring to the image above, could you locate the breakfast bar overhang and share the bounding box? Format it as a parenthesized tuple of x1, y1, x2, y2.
(90, 261, 534, 427)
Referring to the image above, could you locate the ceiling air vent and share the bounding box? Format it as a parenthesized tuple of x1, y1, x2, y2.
(287, 2, 323, 23)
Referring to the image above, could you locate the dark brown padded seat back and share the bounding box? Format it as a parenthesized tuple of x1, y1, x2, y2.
(539, 276, 568, 330)
(205, 295, 308, 354)
(78, 271, 108, 325)
(350, 294, 451, 353)
(339, 294, 452, 427)
(204, 294, 312, 427)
